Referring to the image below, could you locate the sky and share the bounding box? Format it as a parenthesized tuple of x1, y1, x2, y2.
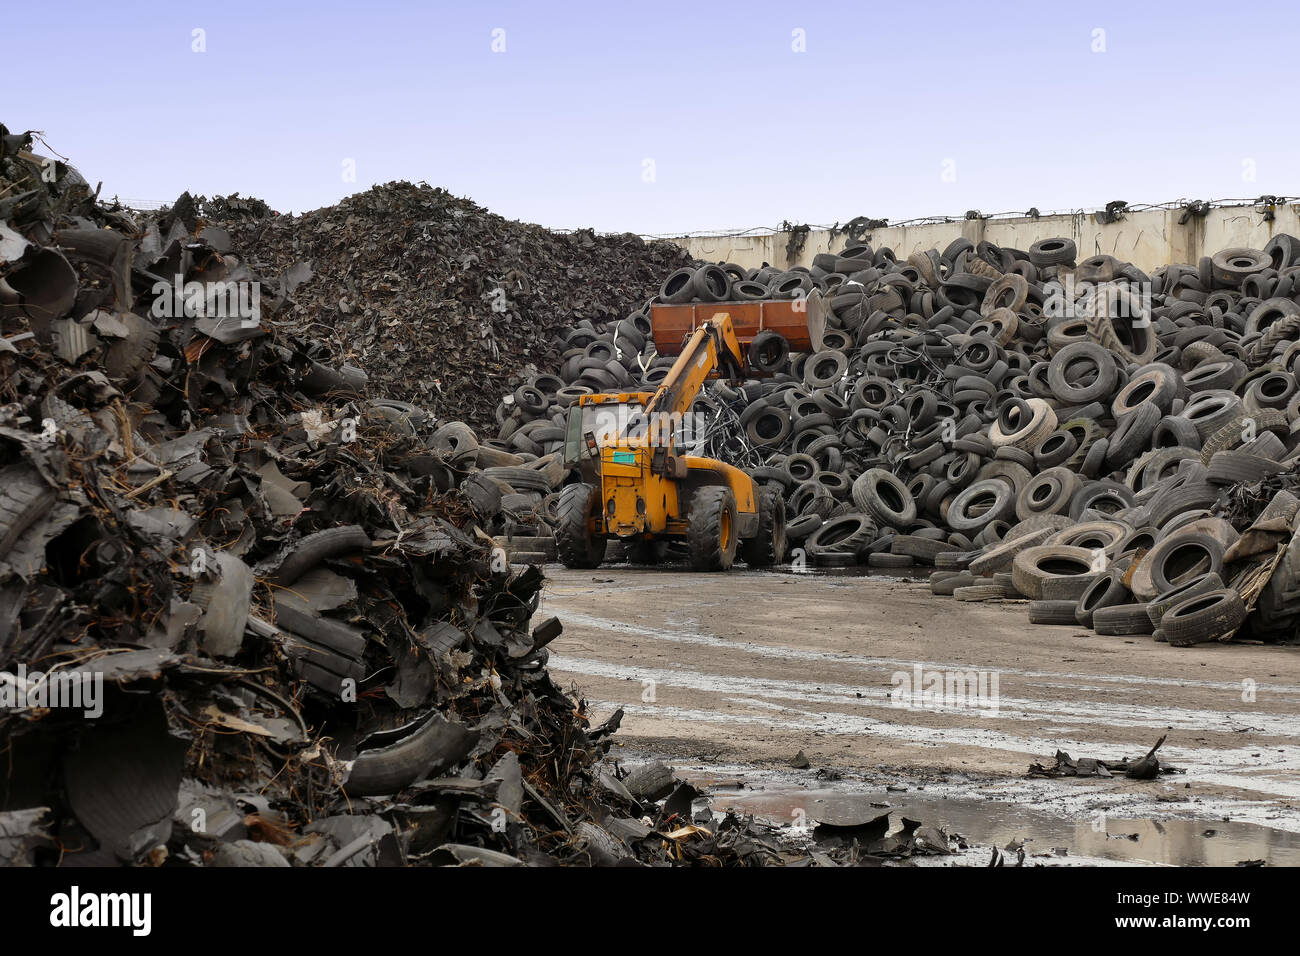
(5, 0, 1296, 234)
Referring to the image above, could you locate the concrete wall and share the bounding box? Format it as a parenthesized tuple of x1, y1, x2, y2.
(671, 203, 1300, 274)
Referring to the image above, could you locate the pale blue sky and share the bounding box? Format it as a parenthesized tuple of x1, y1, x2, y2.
(6, 0, 1295, 233)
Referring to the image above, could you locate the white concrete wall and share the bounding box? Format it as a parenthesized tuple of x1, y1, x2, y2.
(670, 203, 1300, 274)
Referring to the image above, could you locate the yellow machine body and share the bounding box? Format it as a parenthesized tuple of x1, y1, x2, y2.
(566, 310, 771, 543)
(557, 298, 816, 568)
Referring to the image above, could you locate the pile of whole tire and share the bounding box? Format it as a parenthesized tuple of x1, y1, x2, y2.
(526, 240, 1300, 644)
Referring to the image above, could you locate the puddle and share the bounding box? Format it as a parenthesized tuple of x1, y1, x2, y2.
(689, 779, 1298, 866)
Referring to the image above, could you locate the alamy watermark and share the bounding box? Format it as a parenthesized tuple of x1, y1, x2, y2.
(890, 663, 1000, 717)
(588, 407, 708, 449)
(150, 274, 261, 328)
(1042, 276, 1152, 326)
(50, 886, 150, 936)
(1, 663, 103, 718)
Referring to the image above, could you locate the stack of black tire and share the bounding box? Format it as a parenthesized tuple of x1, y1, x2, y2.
(536, 237, 1300, 645)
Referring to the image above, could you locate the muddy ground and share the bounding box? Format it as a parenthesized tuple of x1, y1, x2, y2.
(542, 565, 1300, 865)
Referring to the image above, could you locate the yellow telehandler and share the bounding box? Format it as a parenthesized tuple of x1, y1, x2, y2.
(556, 291, 825, 570)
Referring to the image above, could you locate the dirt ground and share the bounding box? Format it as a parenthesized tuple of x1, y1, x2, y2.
(542, 564, 1300, 857)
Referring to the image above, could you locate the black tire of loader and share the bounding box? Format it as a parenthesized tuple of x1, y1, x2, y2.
(555, 483, 606, 569)
(741, 485, 787, 567)
(688, 487, 739, 571)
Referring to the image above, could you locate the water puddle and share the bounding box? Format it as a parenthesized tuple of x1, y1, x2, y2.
(681, 775, 1299, 866)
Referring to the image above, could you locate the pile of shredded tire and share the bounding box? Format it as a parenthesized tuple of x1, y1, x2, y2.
(217, 181, 692, 430)
(521, 247, 1300, 648)
(0, 124, 931, 867)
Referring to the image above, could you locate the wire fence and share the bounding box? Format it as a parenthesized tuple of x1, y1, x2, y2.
(111, 198, 168, 210)
(641, 196, 1298, 241)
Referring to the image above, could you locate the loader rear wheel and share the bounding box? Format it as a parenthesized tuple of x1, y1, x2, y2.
(741, 485, 787, 567)
(688, 487, 739, 571)
(555, 483, 606, 569)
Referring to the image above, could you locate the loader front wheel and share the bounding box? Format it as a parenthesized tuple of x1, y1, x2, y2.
(740, 485, 787, 568)
(688, 487, 739, 571)
(555, 483, 606, 569)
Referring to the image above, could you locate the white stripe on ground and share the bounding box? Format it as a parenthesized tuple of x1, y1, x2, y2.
(575, 697, 1300, 800)
(547, 606, 1300, 696)
(549, 654, 1299, 737)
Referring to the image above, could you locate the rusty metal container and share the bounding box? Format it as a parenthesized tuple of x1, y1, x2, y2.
(649, 290, 827, 357)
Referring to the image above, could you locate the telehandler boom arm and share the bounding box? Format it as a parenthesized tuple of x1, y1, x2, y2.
(643, 314, 746, 420)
